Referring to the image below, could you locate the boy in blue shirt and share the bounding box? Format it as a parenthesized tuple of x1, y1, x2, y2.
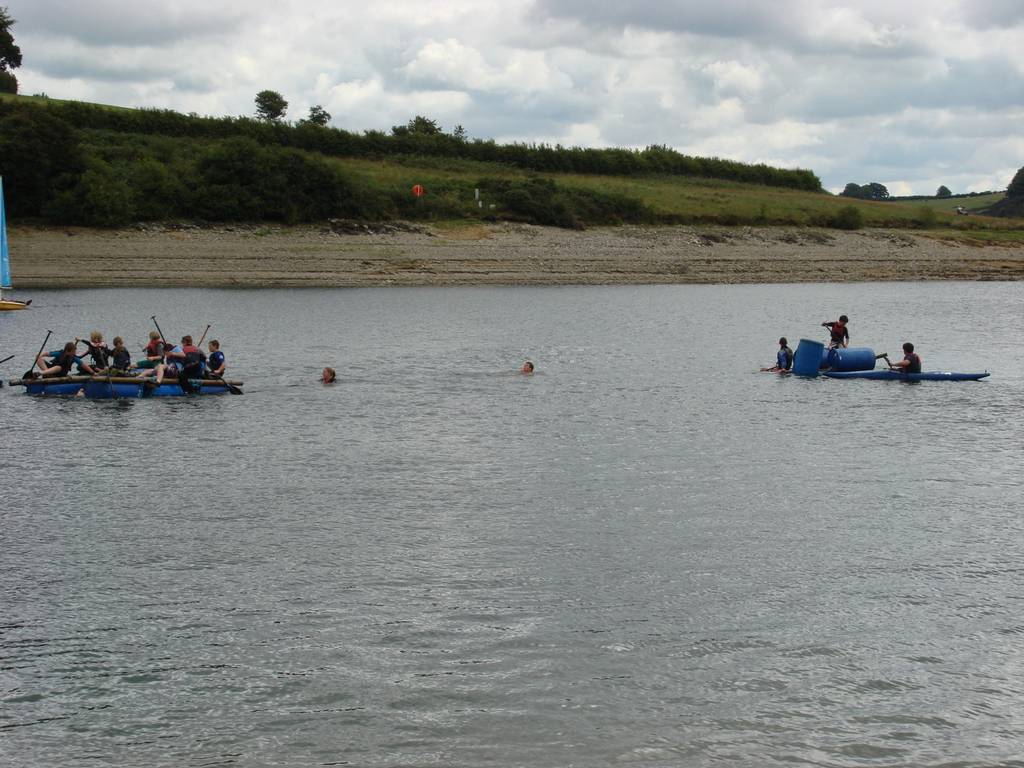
(207, 340, 226, 377)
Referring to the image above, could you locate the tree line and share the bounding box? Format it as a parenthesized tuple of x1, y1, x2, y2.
(4, 97, 822, 192)
(0, 100, 663, 228)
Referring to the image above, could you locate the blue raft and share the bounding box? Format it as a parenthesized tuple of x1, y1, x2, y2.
(12, 375, 243, 398)
(825, 370, 989, 382)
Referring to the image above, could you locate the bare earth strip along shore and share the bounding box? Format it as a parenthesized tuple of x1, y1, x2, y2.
(9, 223, 1024, 288)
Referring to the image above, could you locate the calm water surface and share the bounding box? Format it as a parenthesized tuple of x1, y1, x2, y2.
(1, 283, 1023, 767)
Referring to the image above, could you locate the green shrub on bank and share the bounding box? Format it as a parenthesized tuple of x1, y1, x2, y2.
(831, 205, 864, 230)
(914, 206, 938, 228)
(477, 177, 653, 228)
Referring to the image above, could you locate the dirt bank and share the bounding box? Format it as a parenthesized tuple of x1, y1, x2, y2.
(8, 222, 1024, 288)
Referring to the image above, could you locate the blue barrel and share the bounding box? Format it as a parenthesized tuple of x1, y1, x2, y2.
(823, 347, 876, 372)
(792, 339, 825, 376)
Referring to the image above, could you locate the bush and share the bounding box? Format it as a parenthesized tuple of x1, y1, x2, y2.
(914, 206, 938, 228)
(831, 205, 863, 230)
(45, 164, 134, 226)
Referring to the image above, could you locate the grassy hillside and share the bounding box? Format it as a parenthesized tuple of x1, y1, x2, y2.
(1, 93, 1021, 241)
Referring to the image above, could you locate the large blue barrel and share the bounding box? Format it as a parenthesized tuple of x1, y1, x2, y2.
(823, 347, 876, 372)
(792, 339, 825, 376)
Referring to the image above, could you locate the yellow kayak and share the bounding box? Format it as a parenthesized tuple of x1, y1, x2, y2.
(0, 298, 30, 311)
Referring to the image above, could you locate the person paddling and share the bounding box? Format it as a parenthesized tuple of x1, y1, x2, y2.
(76, 331, 110, 374)
(888, 342, 922, 373)
(822, 315, 849, 349)
(206, 340, 225, 378)
(36, 342, 79, 377)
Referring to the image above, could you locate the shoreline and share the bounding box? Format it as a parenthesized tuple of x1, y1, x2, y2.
(8, 222, 1024, 288)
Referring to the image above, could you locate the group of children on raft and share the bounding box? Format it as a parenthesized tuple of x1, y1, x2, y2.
(34, 330, 227, 388)
(766, 315, 922, 374)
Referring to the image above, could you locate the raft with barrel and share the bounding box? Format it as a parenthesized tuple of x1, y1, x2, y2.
(8, 375, 244, 398)
(791, 339, 988, 381)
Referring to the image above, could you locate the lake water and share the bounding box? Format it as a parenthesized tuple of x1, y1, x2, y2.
(1, 282, 1023, 768)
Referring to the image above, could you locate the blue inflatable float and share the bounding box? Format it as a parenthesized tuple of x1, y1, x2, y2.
(792, 339, 877, 376)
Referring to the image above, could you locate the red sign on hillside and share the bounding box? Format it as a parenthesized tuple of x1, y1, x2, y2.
(412, 184, 425, 198)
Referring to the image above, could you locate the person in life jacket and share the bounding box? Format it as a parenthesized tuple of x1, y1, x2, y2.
(138, 331, 165, 369)
(135, 334, 170, 384)
(764, 337, 794, 372)
(36, 342, 80, 377)
(822, 315, 849, 348)
(76, 330, 110, 374)
(206, 340, 225, 378)
(889, 342, 922, 373)
(176, 335, 207, 393)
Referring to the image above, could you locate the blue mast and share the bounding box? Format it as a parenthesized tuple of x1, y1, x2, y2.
(0, 176, 10, 289)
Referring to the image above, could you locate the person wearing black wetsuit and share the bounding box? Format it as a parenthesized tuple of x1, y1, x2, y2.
(108, 336, 132, 371)
(822, 315, 849, 348)
(35, 342, 79, 377)
(889, 342, 922, 373)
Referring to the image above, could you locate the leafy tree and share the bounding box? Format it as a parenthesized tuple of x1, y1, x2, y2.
(392, 115, 442, 136)
(1007, 166, 1024, 199)
(254, 90, 288, 122)
(861, 182, 889, 200)
(451, 124, 468, 141)
(304, 104, 331, 126)
(0, 106, 83, 216)
(0, 6, 22, 93)
(841, 183, 863, 198)
(936, 185, 951, 198)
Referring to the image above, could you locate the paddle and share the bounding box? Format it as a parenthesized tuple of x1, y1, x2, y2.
(197, 324, 211, 347)
(0, 354, 14, 366)
(150, 315, 168, 349)
(205, 370, 243, 395)
(23, 329, 52, 379)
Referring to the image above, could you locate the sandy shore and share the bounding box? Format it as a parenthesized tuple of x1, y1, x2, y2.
(8, 222, 1024, 288)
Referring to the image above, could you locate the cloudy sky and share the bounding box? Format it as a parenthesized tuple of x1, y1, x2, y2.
(9, 0, 1024, 194)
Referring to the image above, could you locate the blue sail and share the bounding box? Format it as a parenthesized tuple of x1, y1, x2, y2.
(1, 176, 10, 289)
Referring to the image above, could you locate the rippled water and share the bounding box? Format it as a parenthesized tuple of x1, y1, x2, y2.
(2, 282, 1023, 767)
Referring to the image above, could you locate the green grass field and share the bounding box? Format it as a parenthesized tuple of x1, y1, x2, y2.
(332, 156, 1022, 239)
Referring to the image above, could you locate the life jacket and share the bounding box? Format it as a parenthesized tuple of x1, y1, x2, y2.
(904, 353, 921, 373)
(828, 323, 848, 344)
(181, 344, 206, 365)
(145, 339, 165, 358)
(86, 342, 110, 368)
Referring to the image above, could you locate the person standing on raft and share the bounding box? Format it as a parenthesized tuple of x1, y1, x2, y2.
(822, 315, 849, 349)
(888, 342, 922, 373)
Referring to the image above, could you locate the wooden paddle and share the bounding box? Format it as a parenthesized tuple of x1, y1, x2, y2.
(23, 329, 52, 379)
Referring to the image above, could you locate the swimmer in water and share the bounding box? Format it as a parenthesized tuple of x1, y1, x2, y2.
(521, 361, 534, 375)
(321, 367, 336, 384)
